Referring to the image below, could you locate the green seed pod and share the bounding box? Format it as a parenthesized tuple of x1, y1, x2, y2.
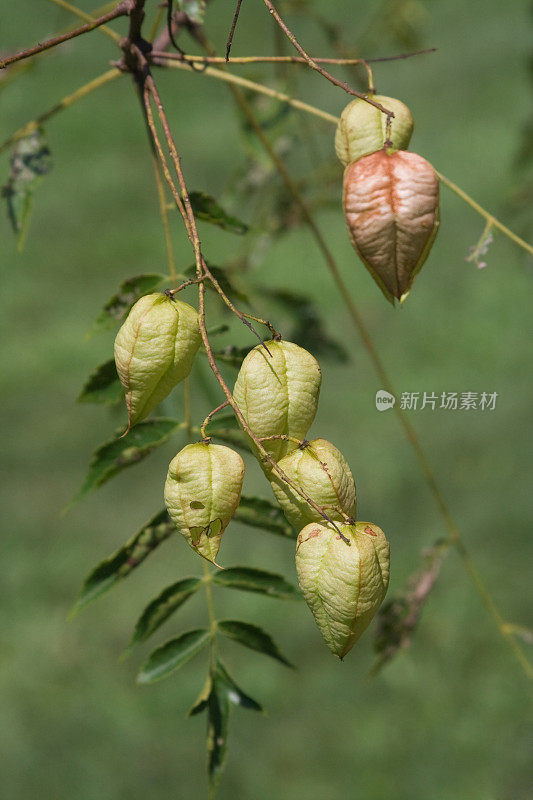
(270, 438, 356, 529)
(335, 95, 414, 166)
(343, 150, 439, 304)
(164, 442, 245, 565)
(233, 340, 321, 465)
(114, 293, 201, 428)
(296, 522, 390, 658)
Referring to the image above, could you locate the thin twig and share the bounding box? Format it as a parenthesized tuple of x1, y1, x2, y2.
(201, 401, 231, 439)
(0, 1, 128, 70)
(152, 57, 339, 123)
(260, 0, 392, 118)
(226, 0, 244, 62)
(152, 50, 434, 66)
(143, 69, 349, 543)
(45, 0, 122, 43)
(153, 57, 533, 258)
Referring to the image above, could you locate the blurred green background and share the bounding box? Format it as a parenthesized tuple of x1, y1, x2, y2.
(1, 1, 532, 798)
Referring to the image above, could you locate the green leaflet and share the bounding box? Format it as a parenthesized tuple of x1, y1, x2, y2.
(137, 629, 211, 684)
(72, 418, 182, 504)
(213, 567, 300, 600)
(233, 495, 296, 539)
(92, 273, 166, 334)
(77, 358, 123, 405)
(70, 509, 174, 615)
(2, 128, 52, 251)
(189, 190, 249, 234)
(218, 620, 294, 668)
(125, 576, 202, 653)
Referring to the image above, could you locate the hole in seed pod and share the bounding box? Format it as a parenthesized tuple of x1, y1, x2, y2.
(190, 500, 205, 509)
(364, 525, 377, 536)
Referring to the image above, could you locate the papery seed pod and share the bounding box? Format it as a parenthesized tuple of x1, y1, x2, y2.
(114, 293, 201, 428)
(270, 438, 356, 529)
(164, 442, 245, 565)
(335, 95, 414, 166)
(343, 150, 439, 304)
(296, 522, 390, 658)
(233, 340, 321, 465)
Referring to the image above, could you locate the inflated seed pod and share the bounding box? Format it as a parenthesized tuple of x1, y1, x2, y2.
(164, 442, 245, 565)
(343, 150, 439, 304)
(335, 95, 414, 166)
(270, 438, 356, 529)
(296, 522, 390, 658)
(114, 293, 201, 428)
(233, 340, 321, 465)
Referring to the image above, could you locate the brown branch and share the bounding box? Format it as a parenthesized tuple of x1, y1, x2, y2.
(140, 66, 349, 543)
(0, 1, 129, 70)
(259, 0, 393, 118)
(226, 0, 245, 62)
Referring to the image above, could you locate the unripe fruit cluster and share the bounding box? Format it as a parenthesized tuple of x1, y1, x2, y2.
(233, 340, 390, 658)
(336, 95, 440, 304)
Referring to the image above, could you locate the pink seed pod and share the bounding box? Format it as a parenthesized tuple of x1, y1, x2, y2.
(343, 150, 440, 304)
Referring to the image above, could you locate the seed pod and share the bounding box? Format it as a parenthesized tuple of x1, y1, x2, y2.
(114, 293, 201, 428)
(343, 150, 439, 304)
(296, 522, 390, 658)
(335, 95, 414, 166)
(233, 340, 321, 465)
(270, 438, 356, 529)
(164, 442, 245, 565)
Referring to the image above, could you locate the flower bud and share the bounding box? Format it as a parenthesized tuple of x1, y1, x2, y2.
(335, 95, 414, 166)
(233, 340, 321, 464)
(164, 442, 245, 565)
(296, 522, 390, 658)
(270, 438, 356, 529)
(114, 293, 201, 428)
(343, 150, 439, 303)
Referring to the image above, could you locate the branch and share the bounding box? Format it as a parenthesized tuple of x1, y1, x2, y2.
(0, 2, 128, 70)
(260, 0, 391, 116)
(45, 0, 121, 43)
(154, 57, 533, 258)
(152, 49, 435, 66)
(141, 69, 350, 543)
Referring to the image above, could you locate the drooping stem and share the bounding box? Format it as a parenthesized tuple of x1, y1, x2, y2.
(201, 401, 230, 439)
(260, 0, 390, 117)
